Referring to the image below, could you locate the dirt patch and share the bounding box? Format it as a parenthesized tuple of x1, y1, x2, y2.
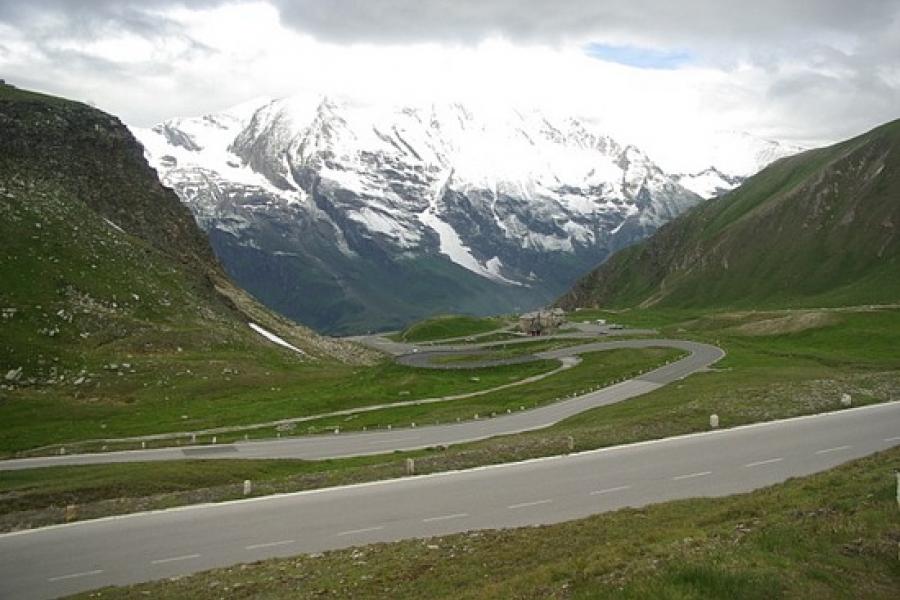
(728, 311, 838, 336)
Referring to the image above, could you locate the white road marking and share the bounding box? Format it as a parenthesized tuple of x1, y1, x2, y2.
(245, 539, 295, 550)
(884, 436, 900, 442)
(337, 526, 384, 537)
(422, 513, 469, 523)
(507, 499, 553, 509)
(744, 457, 783, 468)
(151, 553, 201, 564)
(815, 445, 851, 455)
(48, 569, 104, 582)
(672, 470, 712, 481)
(367, 436, 420, 445)
(590, 485, 632, 496)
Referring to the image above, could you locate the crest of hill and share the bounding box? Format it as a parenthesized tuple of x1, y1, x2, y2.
(0, 83, 374, 377)
(557, 119, 900, 311)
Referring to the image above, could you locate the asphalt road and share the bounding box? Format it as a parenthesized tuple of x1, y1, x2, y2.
(0, 339, 722, 471)
(2, 400, 898, 599)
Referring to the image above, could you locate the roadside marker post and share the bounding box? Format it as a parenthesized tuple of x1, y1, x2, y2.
(65, 504, 78, 522)
(841, 393, 852, 407)
(243, 480, 252, 496)
(895, 470, 899, 510)
(710, 414, 719, 429)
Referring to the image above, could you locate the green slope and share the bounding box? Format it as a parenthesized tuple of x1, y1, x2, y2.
(557, 119, 900, 310)
(0, 82, 370, 385)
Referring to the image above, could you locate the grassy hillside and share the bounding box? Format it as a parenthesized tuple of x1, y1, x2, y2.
(392, 314, 509, 342)
(0, 83, 372, 373)
(558, 119, 900, 310)
(0, 83, 399, 450)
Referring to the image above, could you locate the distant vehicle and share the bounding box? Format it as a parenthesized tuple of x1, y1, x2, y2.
(609, 324, 624, 330)
(595, 319, 606, 325)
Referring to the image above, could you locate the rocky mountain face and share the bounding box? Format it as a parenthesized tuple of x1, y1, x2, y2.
(0, 83, 371, 387)
(557, 119, 900, 311)
(134, 95, 723, 334)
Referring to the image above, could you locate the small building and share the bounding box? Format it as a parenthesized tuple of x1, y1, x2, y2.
(519, 308, 566, 336)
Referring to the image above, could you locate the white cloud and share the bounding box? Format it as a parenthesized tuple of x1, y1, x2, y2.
(0, 0, 897, 171)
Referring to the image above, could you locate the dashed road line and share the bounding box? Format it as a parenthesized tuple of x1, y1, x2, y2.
(815, 445, 851, 455)
(422, 513, 469, 523)
(336, 526, 384, 537)
(507, 499, 553, 509)
(245, 539, 294, 550)
(367, 437, 420, 445)
(672, 470, 711, 481)
(744, 457, 783, 468)
(590, 485, 631, 496)
(47, 569, 104, 582)
(151, 553, 201, 565)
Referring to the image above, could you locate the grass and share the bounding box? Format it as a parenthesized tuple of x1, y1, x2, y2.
(0, 355, 559, 456)
(69, 446, 900, 599)
(258, 348, 682, 435)
(391, 314, 509, 342)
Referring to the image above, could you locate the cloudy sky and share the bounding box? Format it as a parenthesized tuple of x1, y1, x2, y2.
(2, 0, 899, 169)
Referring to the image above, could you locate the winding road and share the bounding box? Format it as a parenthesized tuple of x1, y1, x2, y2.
(2, 401, 899, 599)
(1, 328, 898, 599)
(0, 337, 720, 471)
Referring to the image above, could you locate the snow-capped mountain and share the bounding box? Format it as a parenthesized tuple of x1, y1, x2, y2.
(667, 131, 804, 198)
(133, 95, 708, 333)
(703, 130, 805, 177)
(674, 167, 747, 199)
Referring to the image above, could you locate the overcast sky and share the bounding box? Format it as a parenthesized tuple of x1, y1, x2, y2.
(2, 0, 898, 165)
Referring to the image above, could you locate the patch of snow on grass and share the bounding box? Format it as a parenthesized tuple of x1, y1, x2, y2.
(248, 323, 306, 355)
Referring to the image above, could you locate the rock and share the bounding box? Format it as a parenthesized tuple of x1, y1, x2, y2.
(5, 367, 22, 382)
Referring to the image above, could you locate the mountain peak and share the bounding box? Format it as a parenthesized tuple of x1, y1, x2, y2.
(130, 93, 801, 333)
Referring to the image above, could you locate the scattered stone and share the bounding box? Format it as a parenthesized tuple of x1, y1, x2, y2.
(5, 367, 22, 382)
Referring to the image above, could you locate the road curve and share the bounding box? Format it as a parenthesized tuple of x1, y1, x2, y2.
(0, 339, 721, 471)
(2, 401, 898, 599)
